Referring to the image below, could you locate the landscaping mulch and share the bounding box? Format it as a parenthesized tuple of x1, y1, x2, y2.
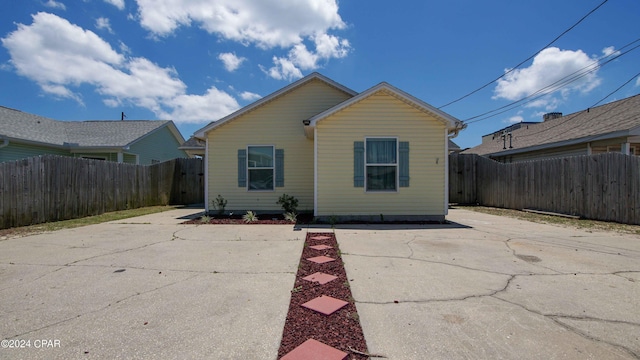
(182, 213, 314, 225)
(277, 232, 369, 359)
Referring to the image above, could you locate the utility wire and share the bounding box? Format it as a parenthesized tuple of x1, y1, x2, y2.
(463, 38, 640, 124)
(437, 0, 610, 110)
(506, 71, 640, 141)
(590, 71, 640, 108)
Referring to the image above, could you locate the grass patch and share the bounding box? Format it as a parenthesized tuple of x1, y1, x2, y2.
(0, 206, 177, 239)
(459, 206, 640, 235)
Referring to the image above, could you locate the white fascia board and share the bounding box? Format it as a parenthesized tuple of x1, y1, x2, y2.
(197, 72, 357, 138)
(308, 82, 464, 131)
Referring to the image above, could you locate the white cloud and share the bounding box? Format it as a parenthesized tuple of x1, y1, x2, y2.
(505, 115, 524, 124)
(104, 0, 125, 10)
(261, 57, 303, 81)
(263, 33, 351, 80)
(134, 0, 350, 80)
(240, 91, 261, 101)
(601, 46, 619, 57)
(160, 87, 240, 123)
(135, 0, 345, 46)
(1, 12, 239, 124)
(218, 52, 245, 72)
(494, 47, 601, 109)
(44, 0, 66, 10)
(95, 17, 114, 33)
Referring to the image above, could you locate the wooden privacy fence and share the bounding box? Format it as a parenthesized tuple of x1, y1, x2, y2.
(449, 152, 640, 224)
(0, 156, 203, 229)
(449, 153, 640, 225)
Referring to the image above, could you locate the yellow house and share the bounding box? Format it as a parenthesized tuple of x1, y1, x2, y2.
(195, 73, 464, 222)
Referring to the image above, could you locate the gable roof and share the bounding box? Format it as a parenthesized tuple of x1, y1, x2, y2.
(194, 72, 357, 138)
(0, 106, 184, 149)
(305, 82, 465, 136)
(464, 93, 640, 157)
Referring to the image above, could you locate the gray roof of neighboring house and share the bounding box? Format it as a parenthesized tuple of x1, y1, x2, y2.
(179, 136, 206, 149)
(464, 93, 640, 156)
(0, 106, 180, 148)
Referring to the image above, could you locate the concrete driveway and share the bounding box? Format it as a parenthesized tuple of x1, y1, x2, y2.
(336, 209, 640, 359)
(0, 208, 638, 359)
(0, 208, 305, 359)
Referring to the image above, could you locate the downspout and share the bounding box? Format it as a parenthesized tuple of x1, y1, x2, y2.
(204, 136, 209, 215)
(0, 137, 8, 148)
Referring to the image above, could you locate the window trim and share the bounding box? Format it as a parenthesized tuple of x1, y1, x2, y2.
(246, 145, 275, 192)
(364, 137, 399, 192)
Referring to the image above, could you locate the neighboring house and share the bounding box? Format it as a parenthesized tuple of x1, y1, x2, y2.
(448, 139, 461, 153)
(463, 94, 640, 162)
(179, 136, 206, 158)
(0, 106, 188, 164)
(193, 72, 465, 221)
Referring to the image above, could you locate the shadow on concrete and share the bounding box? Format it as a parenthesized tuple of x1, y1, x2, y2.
(294, 221, 471, 231)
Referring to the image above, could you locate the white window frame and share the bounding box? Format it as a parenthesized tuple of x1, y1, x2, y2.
(364, 137, 399, 192)
(247, 145, 275, 192)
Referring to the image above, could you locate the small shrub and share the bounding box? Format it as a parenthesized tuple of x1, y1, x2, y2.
(277, 194, 298, 214)
(284, 212, 297, 222)
(212, 194, 227, 216)
(200, 215, 211, 224)
(243, 211, 258, 223)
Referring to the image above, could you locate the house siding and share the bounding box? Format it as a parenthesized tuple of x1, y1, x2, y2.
(0, 142, 69, 163)
(128, 127, 188, 165)
(206, 78, 353, 213)
(315, 90, 447, 217)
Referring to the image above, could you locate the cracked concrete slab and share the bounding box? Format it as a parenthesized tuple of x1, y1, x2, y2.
(9, 272, 293, 360)
(0, 208, 303, 360)
(343, 254, 512, 303)
(337, 208, 640, 360)
(495, 273, 640, 324)
(355, 297, 634, 359)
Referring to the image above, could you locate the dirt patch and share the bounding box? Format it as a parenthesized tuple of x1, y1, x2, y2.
(278, 232, 369, 359)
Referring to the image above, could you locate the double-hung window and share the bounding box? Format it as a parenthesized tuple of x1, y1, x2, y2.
(247, 145, 274, 190)
(365, 138, 398, 191)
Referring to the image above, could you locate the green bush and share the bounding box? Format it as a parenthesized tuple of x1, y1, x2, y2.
(277, 194, 298, 214)
(212, 194, 227, 216)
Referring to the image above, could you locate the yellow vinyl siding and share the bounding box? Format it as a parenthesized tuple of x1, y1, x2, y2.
(207, 79, 352, 212)
(316, 91, 447, 216)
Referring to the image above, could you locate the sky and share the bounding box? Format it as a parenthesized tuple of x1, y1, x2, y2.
(1, 0, 639, 149)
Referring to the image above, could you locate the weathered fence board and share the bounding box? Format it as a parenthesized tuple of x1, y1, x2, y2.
(0, 156, 203, 229)
(449, 153, 640, 225)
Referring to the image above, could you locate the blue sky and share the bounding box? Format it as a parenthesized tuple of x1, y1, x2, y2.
(1, 0, 639, 149)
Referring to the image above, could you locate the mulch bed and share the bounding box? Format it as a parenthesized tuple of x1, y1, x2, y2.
(182, 213, 314, 225)
(277, 232, 369, 359)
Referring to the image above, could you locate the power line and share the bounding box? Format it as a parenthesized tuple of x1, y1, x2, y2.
(507, 71, 640, 141)
(462, 38, 640, 124)
(437, 0, 610, 110)
(590, 71, 640, 108)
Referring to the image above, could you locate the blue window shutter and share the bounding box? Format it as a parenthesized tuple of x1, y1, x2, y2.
(237, 149, 246, 187)
(354, 141, 364, 187)
(399, 141, 410, 187)
(275, 149, 284, 187)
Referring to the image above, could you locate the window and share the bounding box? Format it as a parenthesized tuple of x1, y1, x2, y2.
(365, 138, 397, 191)
(247, 146, 274, 190)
